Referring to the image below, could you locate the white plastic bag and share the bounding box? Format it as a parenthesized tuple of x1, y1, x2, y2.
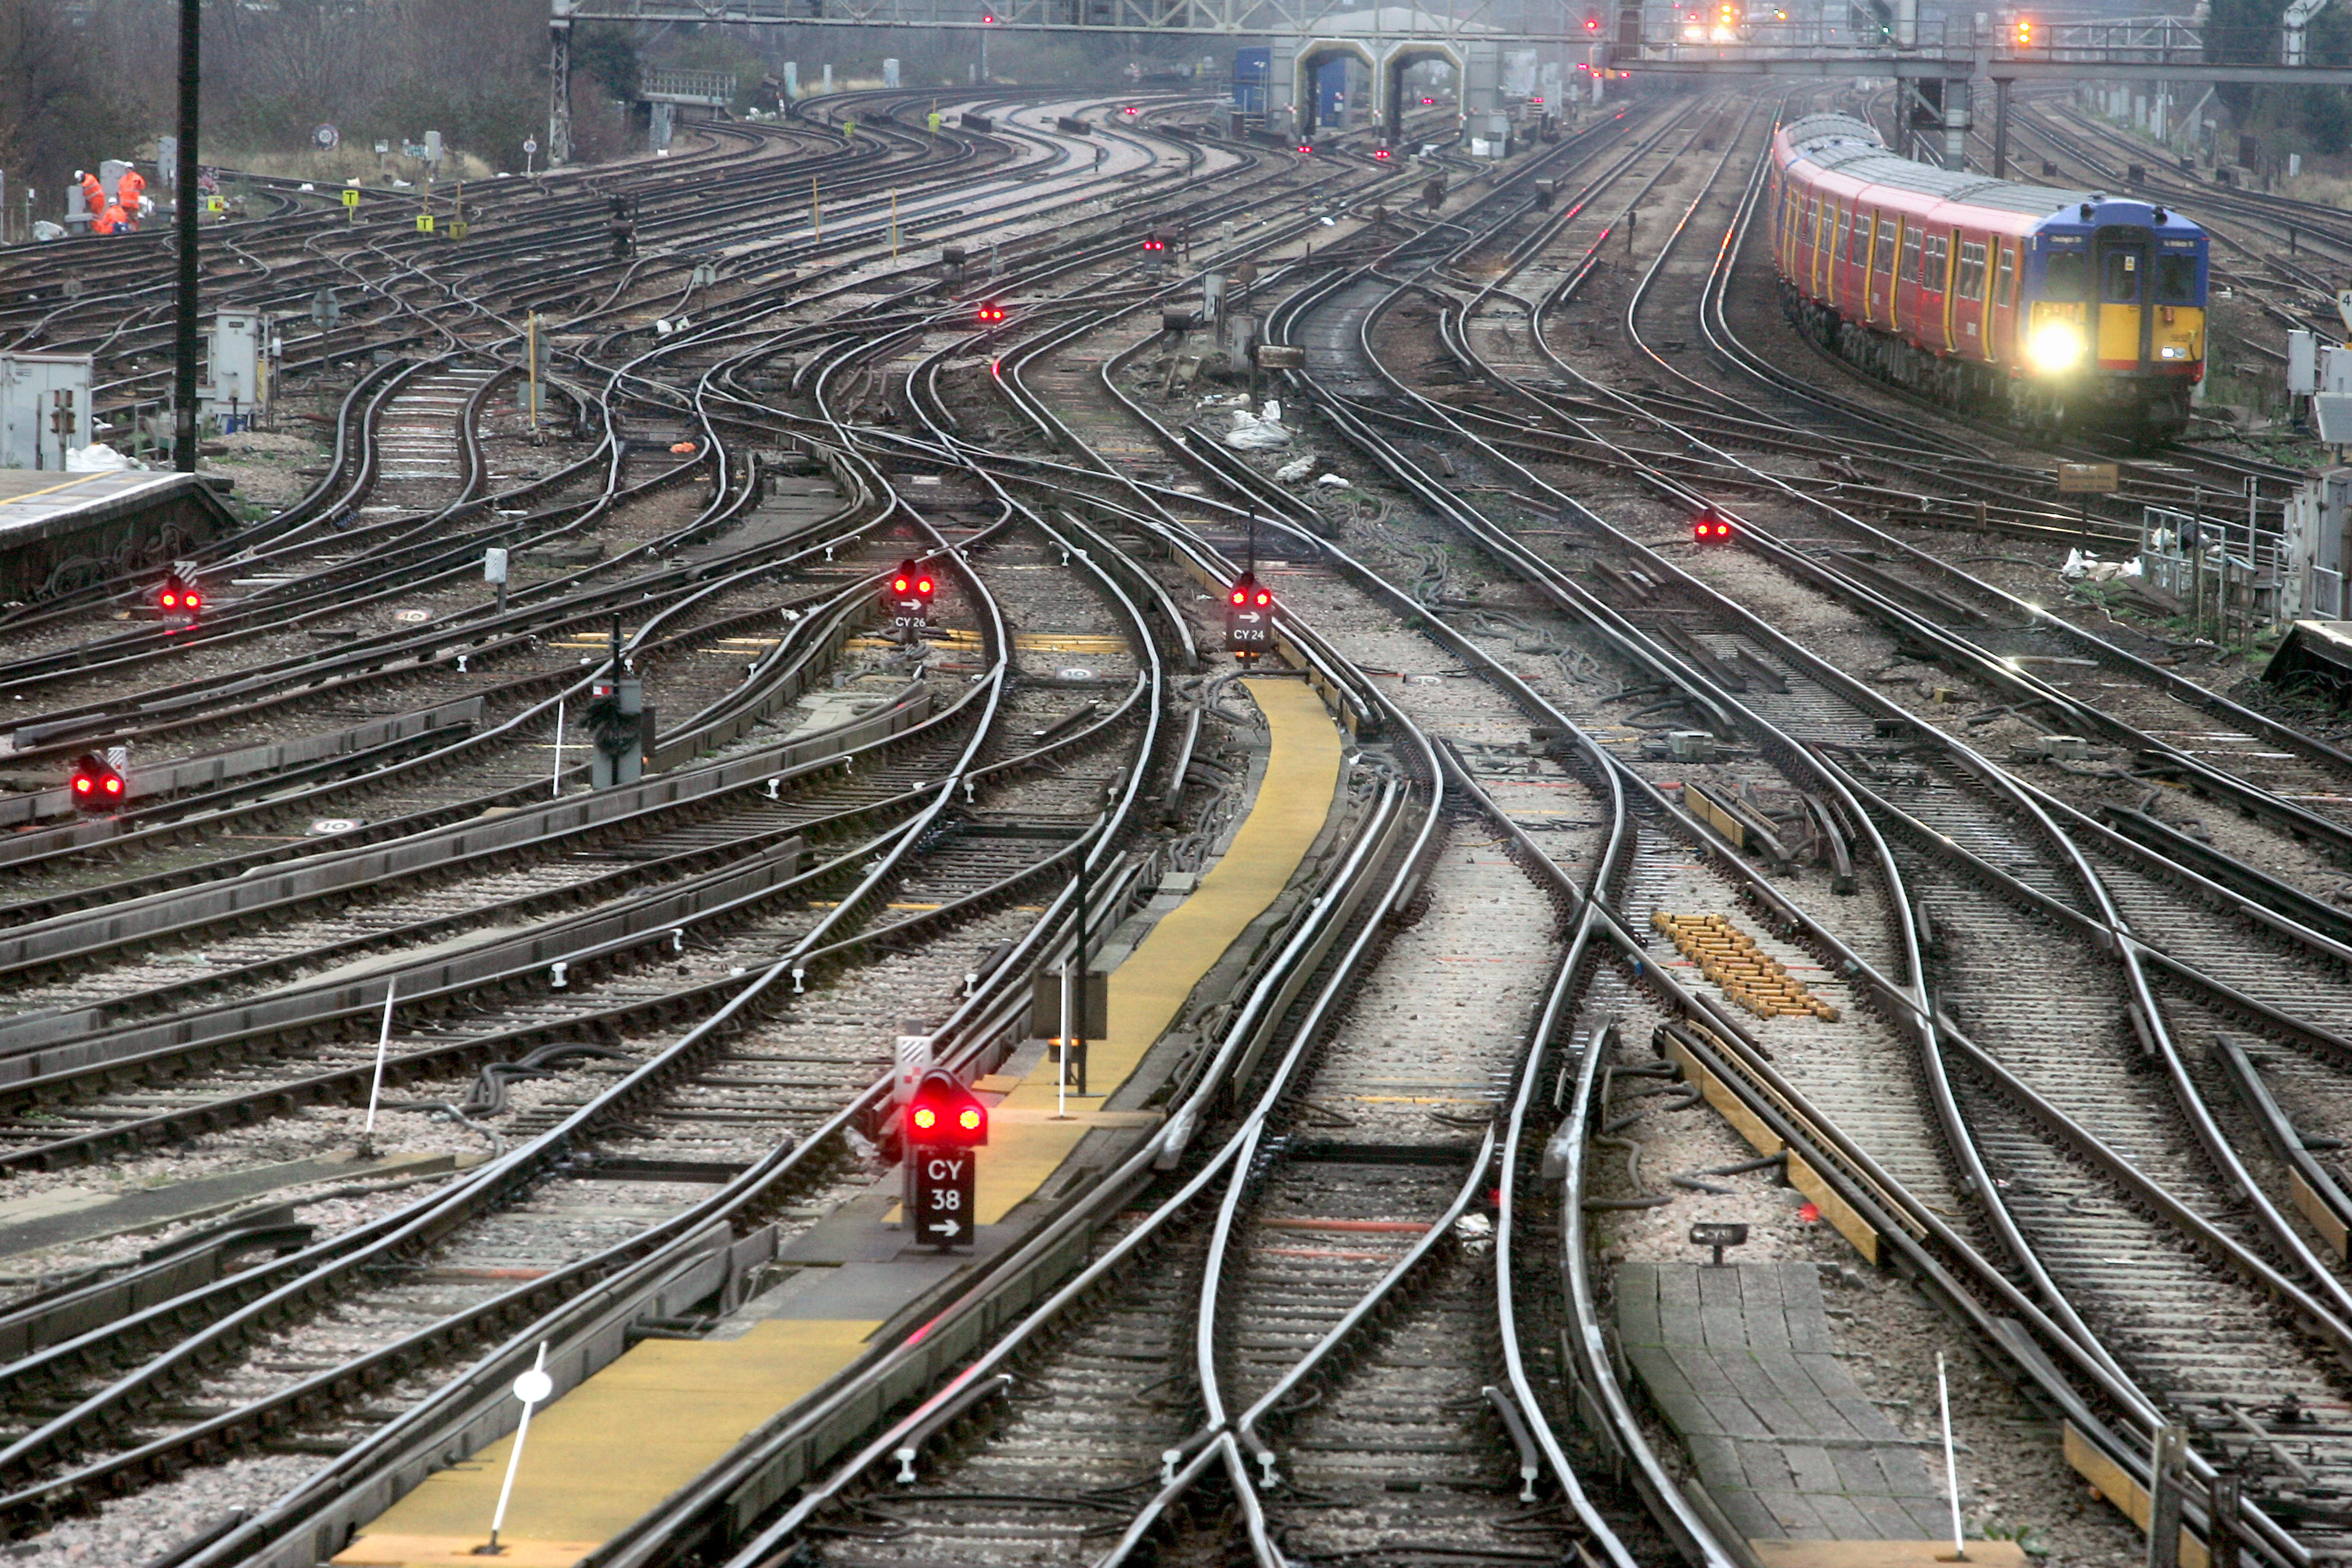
(65, 442, 131, 472)
(1274, 454, 1315, 483)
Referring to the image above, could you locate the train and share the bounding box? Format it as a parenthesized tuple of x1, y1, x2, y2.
(1768, 112, 2207, 439)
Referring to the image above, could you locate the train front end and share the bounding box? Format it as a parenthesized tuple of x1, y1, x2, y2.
(2019, 196, 2205, 437)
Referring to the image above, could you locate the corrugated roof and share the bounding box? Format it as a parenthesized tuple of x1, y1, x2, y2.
(1781, 112, 2096, 218)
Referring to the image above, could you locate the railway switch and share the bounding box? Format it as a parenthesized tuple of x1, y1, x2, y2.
(70, 752, 127, 811)
(906, 1068, 987, 1250)
(1225, 572, 1274, 662)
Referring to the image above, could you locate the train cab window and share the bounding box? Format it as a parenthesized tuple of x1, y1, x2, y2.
(1900, 226, 1922, 283)
(1994, 243, 2015, 305)
(2044, 251, 2088, 300)
(2102, 251, 2142, 301)
(1955, 240, 1987, 301)
(2156, 254, 2196, 303)
(1873, 217, 1897, 273)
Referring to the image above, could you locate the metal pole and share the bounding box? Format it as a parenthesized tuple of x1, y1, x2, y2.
(485, 1344, 552, 1554)
(360, 980, 396, 1157)
(1073, 838, 1089, 1097)
(1936, 1354, 1963, 1561)
(2146, 1425, 2187, 1568)
(812, 176, 821, 240)
(171, 0, 201, 473)
(1992, 78, 2012, 179)
(550, 700, 565, 797)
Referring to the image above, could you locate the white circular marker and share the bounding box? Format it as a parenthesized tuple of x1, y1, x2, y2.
(514, 1369, 554, 1404)
(394, 608, 431, 623)
(1058, 667, 1094, 681)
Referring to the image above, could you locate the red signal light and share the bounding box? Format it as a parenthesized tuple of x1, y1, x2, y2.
(1531, 95, 1544, 105)
(184, 590, 200, 608)
(1693, 511, 1735, 543)
(977, 302, 1006, 322)
(916, 577, 934, 596)
(1253, 590, 1270, 606)
(160, 591, 177, 608)
(906, 1068, 988, 1147)
(1374, 147, 1391, 159)
(1230, 587, 1246, 605)
(1123, 105, 1140, 115)
(1421, 96, 1435, 104)
(893, 576, 912, 594)
(69, 753, 124, 812)
(1297, 144, 1313, 155)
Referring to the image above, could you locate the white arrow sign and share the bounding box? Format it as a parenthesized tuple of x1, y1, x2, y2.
(929, 1219, 963, 1237)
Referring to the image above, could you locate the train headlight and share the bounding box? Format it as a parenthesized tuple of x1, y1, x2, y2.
(2027, 321, 2085, 373)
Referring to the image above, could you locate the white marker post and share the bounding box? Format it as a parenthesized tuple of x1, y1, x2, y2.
(1936, 1351, 1966, 1561)
(550, 699, 565, 797)
(483, 1342, 555, 1556)
(359, 980, 395, 1158)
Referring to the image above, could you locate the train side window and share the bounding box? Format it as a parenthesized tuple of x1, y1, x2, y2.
(1956, 241, 1986, 301)
(2101, 250, 2141, 301)
(1900, 226, 1922, 283)
(1873, 218, 1897, 274)
(1848, 211, 1869, 264)
(2045, 251, 2088, 300)
(2156, 254, 2195, 303)
(1803, 198, 1818, 248)
(1994, 243, 2015, 305)
(1922, 233, 1949, 291)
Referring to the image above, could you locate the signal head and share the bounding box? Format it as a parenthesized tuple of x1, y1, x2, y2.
(1692, 508, 1735, 544)
(1374, 146, 1390, 159)
(69, 753, 124, 812)
(907, 1068, 987, 1147)
(1297, 144, 1313, 155)
(1421, 96, 1435, 104)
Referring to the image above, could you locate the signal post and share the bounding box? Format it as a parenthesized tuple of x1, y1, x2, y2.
(903, 1068, 988, 1250)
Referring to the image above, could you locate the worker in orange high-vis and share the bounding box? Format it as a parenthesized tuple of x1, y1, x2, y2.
(77, 170, 102, 218)
(91, 201, 124, 236)
(115, 165, 145, 230)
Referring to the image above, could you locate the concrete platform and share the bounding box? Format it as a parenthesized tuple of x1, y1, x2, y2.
(332, 677, 1348, 1567)
(1616, 1261, 1958, 1546)
(0, 469, 239, 601)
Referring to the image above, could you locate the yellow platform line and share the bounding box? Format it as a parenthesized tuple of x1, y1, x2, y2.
(331, 679, 1344, 1568)
(333, 1320, 877, 1566)
(978, 677, 1342, 1223)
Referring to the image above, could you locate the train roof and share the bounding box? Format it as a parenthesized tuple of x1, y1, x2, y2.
(1778, 112, 2100, 219)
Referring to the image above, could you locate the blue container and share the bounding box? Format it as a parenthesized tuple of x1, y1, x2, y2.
(1233, 46, 1271, 114)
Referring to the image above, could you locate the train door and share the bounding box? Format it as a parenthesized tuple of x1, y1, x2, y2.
(1869, 213, 1896, 329)
(2093, 224, 2154, 370)
(1952, 236, 1986, 358)
(1988, 238, 2015, 363)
